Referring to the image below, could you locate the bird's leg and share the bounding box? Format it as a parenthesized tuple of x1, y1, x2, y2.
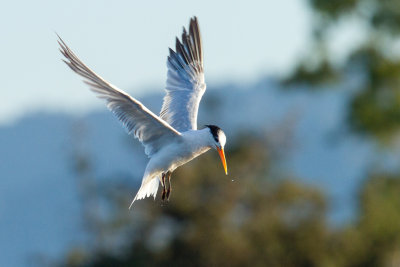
(166, 171, 172, 201)
(161, 172, 166, 201)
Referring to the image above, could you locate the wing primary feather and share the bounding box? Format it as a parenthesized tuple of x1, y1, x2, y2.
(168, 48, 185, 71)
(190, 17, 203, 70)
(175, 38, 189, 65)
(181, 27, 195, 66)
(189, 18, 199, 66)
(161, 17, 206, 132)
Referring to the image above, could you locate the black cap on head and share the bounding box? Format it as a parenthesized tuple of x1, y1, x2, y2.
(205, 125, 221, 143)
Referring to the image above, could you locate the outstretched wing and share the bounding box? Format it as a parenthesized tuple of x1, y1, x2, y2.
(160, 17, 206, 132)
(58, 36, 181, 157)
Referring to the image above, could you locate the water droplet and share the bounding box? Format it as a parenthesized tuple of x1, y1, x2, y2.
(231, 179, 235, 182)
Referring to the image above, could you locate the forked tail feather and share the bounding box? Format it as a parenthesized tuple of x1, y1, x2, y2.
(129, 176, 159, 209)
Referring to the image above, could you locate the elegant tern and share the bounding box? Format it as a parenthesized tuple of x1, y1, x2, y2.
(58, 17, 228, 208)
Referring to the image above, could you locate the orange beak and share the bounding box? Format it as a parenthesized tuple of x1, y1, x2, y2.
(216, 146, 228, 175)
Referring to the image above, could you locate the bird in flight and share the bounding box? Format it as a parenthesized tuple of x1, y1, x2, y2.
(58, 17, 227, 208)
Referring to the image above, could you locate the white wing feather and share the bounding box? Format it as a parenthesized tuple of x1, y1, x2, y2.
(160, 17, 206, 132)
(58, 36, 181, 157)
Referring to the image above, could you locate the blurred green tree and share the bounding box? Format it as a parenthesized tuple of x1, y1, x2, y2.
(62, 132, 338, 267)
(284, 0, 400, 141)
(320, 174, 400, 267)
(63, 133, 400, 267)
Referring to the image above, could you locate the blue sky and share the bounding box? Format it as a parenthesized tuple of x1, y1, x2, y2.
(1, 0, 312, 124)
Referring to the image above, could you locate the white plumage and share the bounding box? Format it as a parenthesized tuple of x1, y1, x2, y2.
(58, 17, 228, 208)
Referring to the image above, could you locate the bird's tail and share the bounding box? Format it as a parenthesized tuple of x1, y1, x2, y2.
(129, 175, 160, 209)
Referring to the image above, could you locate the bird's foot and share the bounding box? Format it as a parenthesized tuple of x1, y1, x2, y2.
(166, 171, 172, 201)
(160, 171, 172, 204)
(161, 188, 166, 201)
(161, 172, 167, 203)
(166, 187, 171, 201)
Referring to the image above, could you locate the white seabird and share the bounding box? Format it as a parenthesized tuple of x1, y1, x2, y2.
(58, 17, 228, 208)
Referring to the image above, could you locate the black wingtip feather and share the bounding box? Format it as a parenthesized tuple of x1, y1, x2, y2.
(175, 37, 189, 65)
(168, 17, 203, 74)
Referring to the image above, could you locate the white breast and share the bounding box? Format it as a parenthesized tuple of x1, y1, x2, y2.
(144, 129, 211, 176)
